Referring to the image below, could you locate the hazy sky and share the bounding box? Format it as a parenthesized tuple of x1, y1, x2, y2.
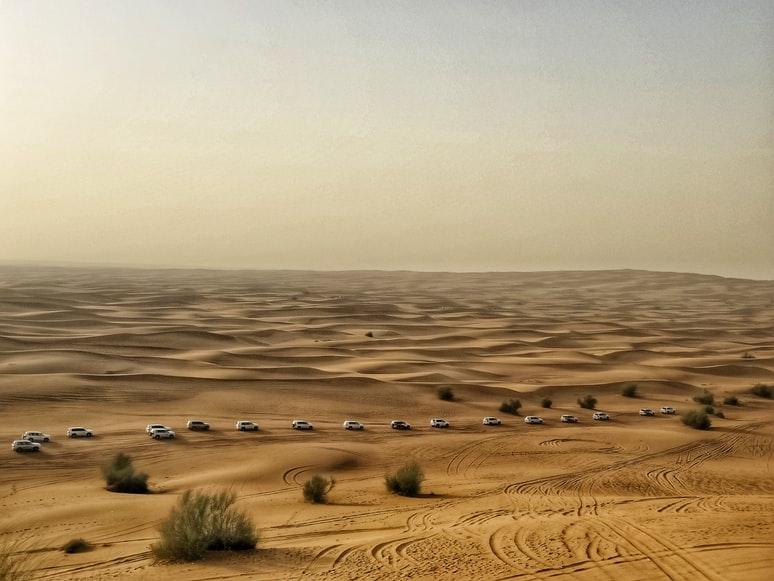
(2, 1, 772, 278)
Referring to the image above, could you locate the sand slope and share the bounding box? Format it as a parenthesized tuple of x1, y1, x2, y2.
(0, 266, 772, 580)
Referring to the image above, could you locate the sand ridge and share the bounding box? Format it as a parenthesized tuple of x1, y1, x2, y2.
(0, 266, 772, 579)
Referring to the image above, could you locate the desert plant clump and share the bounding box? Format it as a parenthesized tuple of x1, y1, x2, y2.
(385, 462, 424, 497)
(437, 386, 455, 401)
(0, 534, 35, 581)
(751, 383, 773, 399)
(693, 391, 715, 406)
(742, 352, 755, 359)
(152, 489, 258, 563)
(541, 397, 552, 409)
(577, 394, 597, 410)
(703, 405, 715, 415)
(101, 453, 149, 494)
(621, 383, 638, 398)
(682, 410, 712, 430)
(62, 538, 91, 554)
(715, 410, 725, 419)
(499, 399, 522, 415)
(303, 474, 335, 504)
(723, 395, 740, 406)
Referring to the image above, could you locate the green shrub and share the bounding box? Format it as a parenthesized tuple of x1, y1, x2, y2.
(303, 474, 335, 504)
(437, 386, 455, 401)
(621, 384, 638, 398)
(385, 462, 424, 497)
(752, 383, 773, 399)
(101, 453, 148, 494)
(499, 399, 521, 415)
(723, 395, 740, 406)
(682, 410, 712, 430)
(703, 405, 715, 415)
(577, 394, 597, 410)
(61, 539, 91, 554)
(152, 489, 258, 562)
(541, 397, 552, 409)
(693, 392, 715, 406)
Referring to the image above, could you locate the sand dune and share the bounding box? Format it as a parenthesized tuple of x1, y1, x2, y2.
(0, 266, 772, 580)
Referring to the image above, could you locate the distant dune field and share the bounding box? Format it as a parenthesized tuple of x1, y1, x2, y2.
(1, 266, 772, 580)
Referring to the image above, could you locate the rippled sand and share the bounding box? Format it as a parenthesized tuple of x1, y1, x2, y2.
(1, 266, 772, 580)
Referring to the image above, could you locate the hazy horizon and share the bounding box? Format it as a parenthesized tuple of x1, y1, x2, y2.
(2, 1, 773, 280)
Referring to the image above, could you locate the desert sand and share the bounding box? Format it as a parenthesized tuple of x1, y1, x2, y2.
(1, 266, 772, 580)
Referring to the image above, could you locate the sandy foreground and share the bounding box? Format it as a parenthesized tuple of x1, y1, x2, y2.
(0, 266, 772, 580)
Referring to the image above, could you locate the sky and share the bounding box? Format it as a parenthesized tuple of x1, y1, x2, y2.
(2, 1, 773, 279)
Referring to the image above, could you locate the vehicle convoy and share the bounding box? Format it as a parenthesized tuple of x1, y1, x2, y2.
(390, 420, 411, 430)
(236, 421, 259, 431)
(483, 417, 501, 425)
(560, 415, 578, 423)
(67, 427, 93, 437)
(12, 440, 41, 452)
(23, 431, 51, 443)
(187, 420, 210, 431)
(292, 420, 314, 430)
(592, 412, 610, 421)
(343, 420, 364, 430)
(430, 418, 449, 428)
(524, 416, 543, 424)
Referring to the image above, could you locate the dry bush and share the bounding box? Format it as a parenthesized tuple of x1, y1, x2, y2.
(152, 489, 258, 562)
(101, 453, 148, 494)
(499, 399, 521, 415)
(303, 474, 335, 504)
(577, 394, 597, 409)
(385, 463, 424, 497)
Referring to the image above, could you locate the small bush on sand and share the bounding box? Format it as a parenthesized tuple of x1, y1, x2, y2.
(437, 386, 455, 401)
(577, 394, 597, 410)
(682, 410, 712, 430)
(621, 384, 638, 398)
(703, 405, 715, 415)
(499, 399, 522, 415)
(385, 463, 424, 497)
(752, 383, 773, 399)
(693, 392, 714, 406)
(0, 534, 35, 581)
(723, 395, 740, 406)
(541, 397, 552, 409)
(303, 474, 335, 504)
(101, 453, 148, 494)
(152, 489, 258, 562)
(62, 538, 91, 554)
(742, 352, 755, 359)
(715, 410, 725, 419)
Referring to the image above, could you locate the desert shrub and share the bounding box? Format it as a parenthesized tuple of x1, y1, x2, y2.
(742, 352, 755, 359)
(577, 394, 597, 410)
(703, 405, 715, 415)
(682, 410, 712, 430)
(693, 392, 715, 406)
(62, 538, 91, 554)
(303, 474, 335, 504)
(715, 410, 725, 419)
(152, 489, 258, 562)
(385, 462, 424, 497)
(541, 397, 552, 409)
(0, 535, 35, 581)
(723, 395, 739, 406)
(101, 453, 148, 494)
(499, 399, 522, 415)
(437, 386, 455, 401)
(365, 331, 374, 338)
(751, 383, 773, 399)
(621, 383, 638, 398)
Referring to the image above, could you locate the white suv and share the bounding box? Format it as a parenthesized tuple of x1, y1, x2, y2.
(524, 416, 543, 424)
(560, 415, 578, 423)
(660, 406, 676, 415)
(430, 418, 449, 428)
(343, 420, 364, 430)
(146, 424, 170, 434)
(150, 428, 176, 439)
(592, 412, 610, 421)
(292, 420, 314, 430)
(67, 427, 93, 438)
(236, 421, 259, 431)
(186, 420, 210, 431)
(22, 431, 51, 443)
(13, 440, 41, 452)
(483, 417, 501, 425)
